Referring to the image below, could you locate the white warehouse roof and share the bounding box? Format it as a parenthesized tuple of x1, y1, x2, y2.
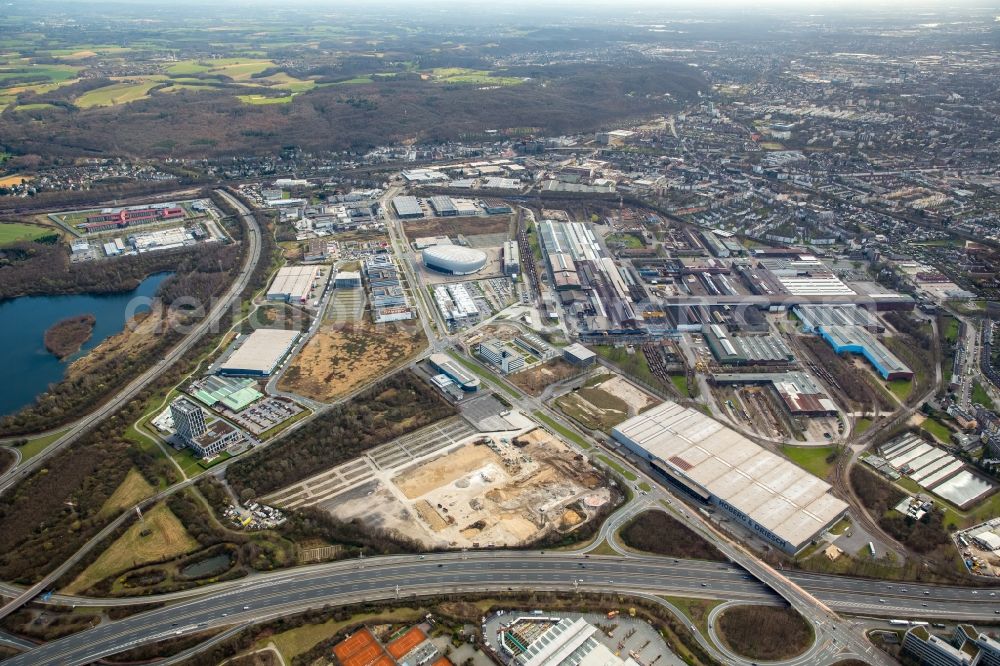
(267, 265, 320, 303)
(219, 329, 300, 376)
(613, 401, 848, 551)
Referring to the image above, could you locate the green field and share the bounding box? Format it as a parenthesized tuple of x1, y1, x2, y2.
(13, 102, 59, 112)
(854, 417, 873, 436)
(0, 63, 80, 84)
(887, 379, 913, 402)
(781, 445, 836, 479)
(920, 416, 952, 443)
(0, 222, 54, 244)
(972, 380, 996, 411)
(75, 80, 164, 108)
(427, 67, 524, 86)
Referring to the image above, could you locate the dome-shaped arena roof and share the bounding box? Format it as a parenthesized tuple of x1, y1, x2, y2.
(422, 244, 487, 275)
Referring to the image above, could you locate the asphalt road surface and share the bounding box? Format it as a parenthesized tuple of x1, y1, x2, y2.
(9, 552, 1000, 666)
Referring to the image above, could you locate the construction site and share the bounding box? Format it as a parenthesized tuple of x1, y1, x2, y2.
(323, 425, 612, 549)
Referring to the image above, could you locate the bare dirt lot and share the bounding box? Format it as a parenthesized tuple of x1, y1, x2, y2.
(278, 322, 426, 402)
(327, 428, 611, 548)
(555, 373, 659, 432)
(507, 358, 579, 396)
(402, 215, 512, 240)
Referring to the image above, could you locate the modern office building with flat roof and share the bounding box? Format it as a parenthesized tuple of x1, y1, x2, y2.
(612, 401, 848, 553)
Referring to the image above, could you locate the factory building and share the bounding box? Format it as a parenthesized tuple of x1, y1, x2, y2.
(503, 240, 521, 276)
(702, 325, 793, 365)
(267, 265, 322, 303)
(612, 402, 848, 553)
(794, 304, 882, 332)
(701, 231, 731, 258)
(711, 372, 838, 416)
(392, 195, 423, 219)
(819, 325, 912, 380)
(429, 353, 480, 391)
(218, 329, 300, 377)
(422, 244, 487, 275)
(429, 195, 458, 217)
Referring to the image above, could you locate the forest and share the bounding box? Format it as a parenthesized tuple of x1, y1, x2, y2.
(225, 371, 457, 498)
(0, 61, 703, 160)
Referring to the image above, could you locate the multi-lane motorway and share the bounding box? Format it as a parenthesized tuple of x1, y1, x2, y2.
(7, 551, 999, 666)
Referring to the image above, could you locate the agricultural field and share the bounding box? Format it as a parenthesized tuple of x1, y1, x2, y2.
(75, 79, 166, 108)
(425, 67, 525, 86)
(278, 322, 427, 402)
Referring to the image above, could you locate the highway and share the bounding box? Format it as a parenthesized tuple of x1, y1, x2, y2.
(0, 189, 262, 622)
(7, 551, 999, 666)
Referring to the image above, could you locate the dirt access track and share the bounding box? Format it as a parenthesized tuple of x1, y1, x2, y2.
(278, 321, 426, 402)
(329, 427, 611, 549)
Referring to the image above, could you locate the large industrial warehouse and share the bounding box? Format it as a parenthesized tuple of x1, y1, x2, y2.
(422, 244, 487, 275)
(218, 329, 300, 376)
(612, 401, 848, 553)
(266, 266, 321, 303)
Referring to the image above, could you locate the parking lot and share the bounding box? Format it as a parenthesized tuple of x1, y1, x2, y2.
(224, 396, 304, 435)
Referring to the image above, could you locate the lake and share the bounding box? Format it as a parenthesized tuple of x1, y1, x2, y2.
(0, 272, 171, 417)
